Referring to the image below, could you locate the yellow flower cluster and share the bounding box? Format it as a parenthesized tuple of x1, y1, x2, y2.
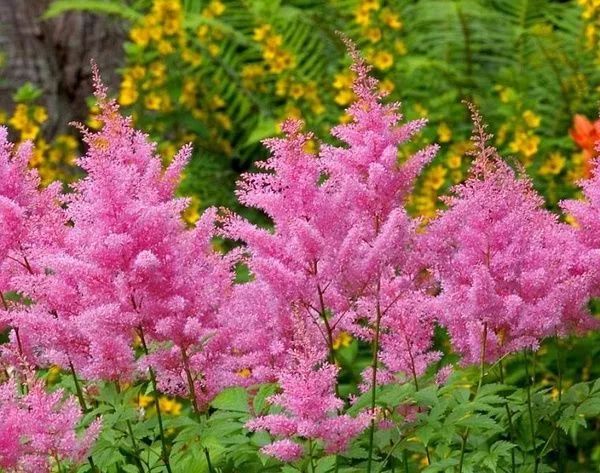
(579, 0, 600, 51)
(494, 86, 542, 166)
(8, 103, 46, 141)
(137, 394, 182, 416)
(354, 2, 405, 71)
(332, 71, 356, 107)
(332, 331, 353, 350)
(129, 0, 184, 54)
(410, 139, 470, 219)
(275, 78, 325, 118)
(508, 110, 541, 165)
(2, 101, 78, 185)
(539, 152, 566, 176)
(254, 24, 295, 74)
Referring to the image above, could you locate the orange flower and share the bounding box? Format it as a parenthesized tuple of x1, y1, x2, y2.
(571, 114, 600, 177)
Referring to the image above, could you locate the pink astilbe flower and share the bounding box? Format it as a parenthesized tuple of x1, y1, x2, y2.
(561, 151, 600, 299)
(225, 42, 439, 386)
(0, 379, 101, 473)
(424, 106, 595, 365)
(247, 328, 371, 458)
(0, 128, 64, 333)
(14, 70, 236, 402)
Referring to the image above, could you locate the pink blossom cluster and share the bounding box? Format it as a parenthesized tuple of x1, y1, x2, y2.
(0, 379, 101, 472)
(247, 325, 371, 461)
(423, 110, 596, 365)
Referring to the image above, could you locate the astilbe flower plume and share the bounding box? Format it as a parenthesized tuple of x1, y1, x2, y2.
(13, 68, 236, 407)
(424, 106, 595, 365)
(225, 42, 440, 394)
(561, 147, 600, 299)
(246, 321, 371, 461)
(0, 378, 101, 472)
(0, 127, 65, 361)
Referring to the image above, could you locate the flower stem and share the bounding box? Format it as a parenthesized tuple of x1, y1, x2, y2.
(366, 282, 383, 473)
(524, 351, 539, 473)
(457, 323, 487, 473)
(138, 326, 173, 473)
(181, 347, 200, 414)
(499, 359, 516, 473)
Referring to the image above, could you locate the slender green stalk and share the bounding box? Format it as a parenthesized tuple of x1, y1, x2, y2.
(204, 447, 215, 473)
(69, 359, 88, 413)
(181, 347, 200, 414)
(366, 281, 383, 473)
(138, 326, 173, 473)
(308, 438, 317, 473)
(524, 351, 539, 473)
(127, 419, 146, 473)
(407, 344, 431, 465)
(499, 359, 516, 473)
(555, 338, 564, 473)
(403, 449, 409, 473)
(457, 323, 488, 473)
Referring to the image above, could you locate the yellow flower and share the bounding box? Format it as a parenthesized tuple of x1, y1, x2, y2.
(33, 106, 48, 124)
(394, 40, 407, 56)
(447, 154, 462, 169)
(495, 85, 515, 103)
(253, 24, 272, 42)
(182, 49, 203, 67)
(137, 394, 154, 408)
(372, 50, 394, 70)
(335, 89, 355, 106)
(380, 8, 402, 29)
(144, 93, 163, 111)
(339, 113, 353, 124)
(9, 104, 29, 130)
(289, 83, 305, 100)
(237, 368, 252, 378)
(437, 122, 452, 143)
(378, 78, 395, 94)
(450, 169, 463, 183)
(158, 397, 182, 416)
(20, 122, 40, 141)
(157, 40, 174, 55)
(119, 81, 138, 106)
(208, 0, 225, 16)
(208, 43, 221, 57)
(365, 27, 382, 43)
(242, 64, 264, 80)
(564, 214, 579, 227)
(333, 71, 355, 90)
(183, 196, 201, 225)
(332, 331, 353, 350)
(355, 5, 372, 26)
(522, 110, 541, 128)
(147, 25, 163, 42)
(413, 103, 428, 118)
(303, 139, 318, 154)
(509, 130, 539, 158)
(268, 51, 294, 74)
(424, 165, 447, 190)
(539, 152, 566, 176)
(496, 123, 509, 144)
(130, 27, 150, 47)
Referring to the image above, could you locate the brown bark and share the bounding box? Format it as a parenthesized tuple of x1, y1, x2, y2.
(0, 0, 126, 137)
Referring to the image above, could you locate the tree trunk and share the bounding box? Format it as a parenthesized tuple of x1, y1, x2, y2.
(0, 0, 126, 137)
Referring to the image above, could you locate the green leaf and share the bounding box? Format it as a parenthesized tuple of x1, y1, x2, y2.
(44, 0, 141, 20)
(211, 387, 249, 413)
